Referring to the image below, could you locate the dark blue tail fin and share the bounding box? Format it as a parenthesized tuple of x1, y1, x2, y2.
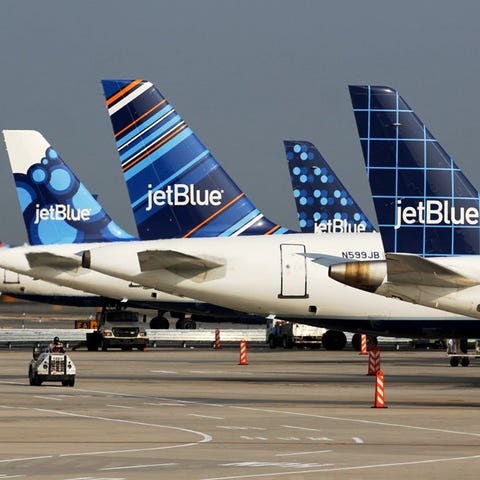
(101, 79, 289, 239)
(3, 130, 135, 245)
(349, 85, 480, 256)
(284, 140, 374, 233)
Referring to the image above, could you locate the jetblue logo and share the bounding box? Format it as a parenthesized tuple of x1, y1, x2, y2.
(314, 219, 367, 233)
(34, 204, 91, 224)
(394, 199, 480, 229)
(146, 184, 224, 211)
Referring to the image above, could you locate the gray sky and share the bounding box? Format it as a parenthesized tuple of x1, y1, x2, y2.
(1, 0, 479, 244)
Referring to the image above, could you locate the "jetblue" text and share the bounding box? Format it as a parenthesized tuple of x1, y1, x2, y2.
(34, 204, 91, 224)
(146, 184, 224, 211)
(314, 219, 367, 233)
(394, 199, 480, 229)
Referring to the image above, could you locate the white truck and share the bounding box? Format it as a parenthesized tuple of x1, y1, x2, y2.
(86, 309, 149, 351)
(266, 318, 325, 349)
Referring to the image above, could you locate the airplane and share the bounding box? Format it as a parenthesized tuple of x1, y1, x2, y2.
(2, 86, 381, 336)
(284, 140, 375, 233)
(0, 81, 395, 342)
(76, 81, 480, 345)
(2, 129, 279, 329)
(329, 85, 480, 323)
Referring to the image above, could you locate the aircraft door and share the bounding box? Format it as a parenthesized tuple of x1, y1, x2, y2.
(278, 244, 308, 298)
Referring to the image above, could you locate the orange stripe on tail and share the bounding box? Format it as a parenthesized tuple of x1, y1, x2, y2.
(183, 193, 246, 238)
(106, 79, 142, 107)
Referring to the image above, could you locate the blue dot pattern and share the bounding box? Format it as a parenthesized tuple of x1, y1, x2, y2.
(284, 140, 374, 232)
(14, 146, 135, 245)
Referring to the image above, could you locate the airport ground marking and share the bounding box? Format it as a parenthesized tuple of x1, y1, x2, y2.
(0, 456, 53, 464)
(235, 406, 480, 438)
(33, 396, 62, 401)
(189, 414, 225, 420)
(275, 450, 332, 457)
(27, 407, 213, 458)
(201, 453, 480, 480)
(99, 463, 177, 471)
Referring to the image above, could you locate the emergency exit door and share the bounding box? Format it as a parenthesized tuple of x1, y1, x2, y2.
(278, 244, 308, 298)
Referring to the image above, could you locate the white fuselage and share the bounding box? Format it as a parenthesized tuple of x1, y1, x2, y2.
(82, 232, 474, 322)
(0, 267, 100, 303)
(0, 243, 194, 306)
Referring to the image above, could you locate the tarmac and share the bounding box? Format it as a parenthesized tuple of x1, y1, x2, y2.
(1, 344, 480, 479)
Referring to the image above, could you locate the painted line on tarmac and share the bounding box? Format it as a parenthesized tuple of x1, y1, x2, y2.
(100, 462, 177, 471)
(235, 406, 480, 438)
(19, 384, 480, 440)
(201, 453, 480, 479)
(73, 387, 226, 407)
(0, 456, 53, 464)
(189, 414, 225, 420)
(33, 396, 62, 401)
(275, 450, 332, 457)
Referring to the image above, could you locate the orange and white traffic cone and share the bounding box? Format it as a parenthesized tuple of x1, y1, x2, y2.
(372, 369, 387, 408)
(368, 347, 381, 375)
(239, 339, 248, 365)
(359, 334, 368, 355)
(213, 328, 221, 349)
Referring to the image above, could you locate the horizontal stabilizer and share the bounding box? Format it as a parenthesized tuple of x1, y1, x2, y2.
(304, 253, 360, 267)
(300, 253, 376, 267)
(26, 252, 82, 270)
(387, 253, 478, 287)
(138, 250, 224, 276)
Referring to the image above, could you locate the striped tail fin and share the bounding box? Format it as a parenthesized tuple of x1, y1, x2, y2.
(101, 79, 290, 239)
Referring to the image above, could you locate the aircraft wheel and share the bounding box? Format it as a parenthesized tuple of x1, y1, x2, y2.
(461, 357, 470, 367)
(450, 357, 460, 367)
(150, 316, 169, 329)
(322, 330, 347, 351)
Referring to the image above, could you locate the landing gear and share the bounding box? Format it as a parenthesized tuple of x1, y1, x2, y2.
(321, 330, 347, 351)
(150, 315, 169, 329)
(175, 317, 196, 329)
(448, 338, 472, 367)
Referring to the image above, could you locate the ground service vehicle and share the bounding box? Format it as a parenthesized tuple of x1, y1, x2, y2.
(86, 309, 149, 351)
(267, 318, 325, 349)
(28, 348, 76, 386)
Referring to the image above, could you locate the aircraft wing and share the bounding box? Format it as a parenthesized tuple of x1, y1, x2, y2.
(138, 250, 224, 277)
(386, 253, 478, 287)
(26, 252, 83, 270)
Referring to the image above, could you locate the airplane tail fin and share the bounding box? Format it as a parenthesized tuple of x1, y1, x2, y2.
(3, 130, 134, 245)
(349, 85, 480, 256)
(101, 79, 288, 239)
(284, 140, 374, 233)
